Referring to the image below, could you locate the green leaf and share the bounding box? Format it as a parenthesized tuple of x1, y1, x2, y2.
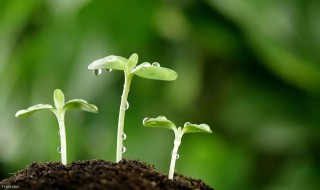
(127, 53, 138, 69)
(88, 55, 128, 71)
(63, 99, 98, 113)
(143, 116, 176, 131)
(182, 122, 212, 134)
(132, 62, 178, 81)
(15, 104, 55, 118)
(54, 89, 65, 109)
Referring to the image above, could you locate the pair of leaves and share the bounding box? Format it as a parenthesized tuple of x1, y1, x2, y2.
(143, 116, 212, 135)
(15, 89, 98, 118)
(88, 53, 178, 81)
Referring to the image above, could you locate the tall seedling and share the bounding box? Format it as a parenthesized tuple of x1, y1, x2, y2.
(88, 53, 177, 162)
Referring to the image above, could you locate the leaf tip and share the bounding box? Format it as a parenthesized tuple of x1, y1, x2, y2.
(15, 110, 24, 118)
(201, 123, 212, 133)
(91, 105, 99, 113)
(130, 53, 138, 59)
(128, 53, 139, 68)
(54, 89, 65, 109)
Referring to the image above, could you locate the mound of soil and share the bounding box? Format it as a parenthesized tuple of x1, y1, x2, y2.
(0, 159, 213, 190)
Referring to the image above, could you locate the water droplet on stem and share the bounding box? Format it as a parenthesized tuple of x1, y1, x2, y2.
(125, 102, 129, 110)
(171, 151, 179, 159)
(57, 146, 61, 153)
(122, 133, 126, 140)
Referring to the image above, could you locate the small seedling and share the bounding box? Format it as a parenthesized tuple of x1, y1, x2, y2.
(88, 53, 177, 163)
(15, 89, 98, 165)
(142, 116, 212, 180)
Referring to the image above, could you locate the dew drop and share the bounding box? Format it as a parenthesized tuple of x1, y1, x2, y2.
(122, 133, 127, 140)
(152, 62, 160, 67)
(184, 122, 191, 127)
(93, 69, 102, 76)
(157, 115, 167, 120)
(57, 146, 61, 153)
(143, 117, 151, 124)
(125, 102, 129, 110)
(176, 154, 180, 159)
(105, 68, 113, 72)
(107, 55, 117, 62)
(122, 146, 126, 153)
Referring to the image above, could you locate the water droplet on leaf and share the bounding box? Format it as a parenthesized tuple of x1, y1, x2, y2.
(122, 133, 126, 140)
(107, 55, 117, 62)
(125, 102, 129, 110)
(93, 69, 102, 76)
(57, 146, 61, 153)
(122, 146, 126, 153)
(143, 117, 151, 124)
(157, 115, 167, 120)
(105, 68, 112, 72)
(184, 122, 191, 127)
(152, 62, 160, 67)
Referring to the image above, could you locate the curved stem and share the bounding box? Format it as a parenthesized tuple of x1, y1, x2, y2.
(57, 112, 67, 165)
(116, 74, 133, 163)
(169, 134, 182, 179)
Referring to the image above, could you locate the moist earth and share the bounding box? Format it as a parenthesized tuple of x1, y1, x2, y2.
(0, 159, 213, 190)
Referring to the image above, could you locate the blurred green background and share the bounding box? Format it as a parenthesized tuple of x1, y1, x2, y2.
(1, 0, 320, 189)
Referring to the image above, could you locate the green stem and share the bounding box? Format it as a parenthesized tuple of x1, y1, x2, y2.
(56, 111, 67, 165)
(116, 74, 133, 163)
(169, 131, 182, 179)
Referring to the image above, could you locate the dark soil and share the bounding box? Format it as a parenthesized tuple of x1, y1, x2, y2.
(0, 159, 213, 190)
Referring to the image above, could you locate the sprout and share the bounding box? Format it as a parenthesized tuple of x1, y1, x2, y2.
(88, 53, 178, 163)
(143, 116, 212, 180)
(15, 89, 98, 165)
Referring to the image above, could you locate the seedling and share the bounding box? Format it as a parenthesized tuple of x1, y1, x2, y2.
(88, 53, 178, 163)
(15, 89, 98, 165)
(143, 116, 212, 180)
